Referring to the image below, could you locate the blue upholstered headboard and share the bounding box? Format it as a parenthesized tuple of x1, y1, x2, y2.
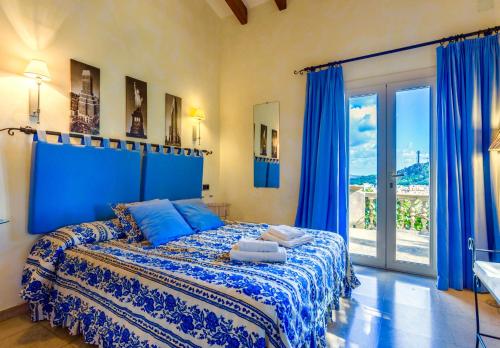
(254, 157, 279, 188)
(28, 133, 141, 234)
(28, 132, 204, 234)
(141, 144, 203, 201)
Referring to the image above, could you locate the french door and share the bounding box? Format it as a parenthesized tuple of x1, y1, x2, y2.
(347, 77, 436, 276)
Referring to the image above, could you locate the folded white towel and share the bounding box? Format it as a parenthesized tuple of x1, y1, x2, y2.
(230, 245, 287, 263)
(238, 238, 279, 253)
(267, 225, 304, 241)
(261, 232, 313, 248)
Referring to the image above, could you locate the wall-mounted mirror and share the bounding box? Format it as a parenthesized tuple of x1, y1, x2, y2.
(253, 102, 279, 188)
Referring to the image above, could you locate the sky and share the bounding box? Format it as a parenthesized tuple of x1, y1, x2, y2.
(349, 87, 430, 177)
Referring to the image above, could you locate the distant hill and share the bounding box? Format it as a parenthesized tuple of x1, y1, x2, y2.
(350, 162, 429, 186)
(396, 162, 430, 185)
(350, 174, 376, 186)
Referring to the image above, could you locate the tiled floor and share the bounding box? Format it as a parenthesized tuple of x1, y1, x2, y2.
(0, 266, 498, 348)
(328, 266, 500, 347)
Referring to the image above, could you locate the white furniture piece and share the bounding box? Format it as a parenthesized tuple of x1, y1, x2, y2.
(207, 203, 230, 220)
(474, 261, 500, 303)
(468, 238, 500, 348)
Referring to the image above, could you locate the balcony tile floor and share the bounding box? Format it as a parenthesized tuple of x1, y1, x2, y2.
(1, 266, 498, 347)
(349, 228, 430, 264)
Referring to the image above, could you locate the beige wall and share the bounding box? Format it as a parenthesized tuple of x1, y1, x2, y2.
(0, 0, 221, 311)
(219, 0, 500, 224)
(0, 0, 499, 313)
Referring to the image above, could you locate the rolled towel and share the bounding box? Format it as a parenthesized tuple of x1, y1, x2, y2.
(267, 225, 304, 241)
(230, 245, 287, 263)
(262, 232, 313, 248)
(238, 238, 279, 252)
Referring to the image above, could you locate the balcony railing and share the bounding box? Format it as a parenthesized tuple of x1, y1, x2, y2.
(349, 186, 430, 233)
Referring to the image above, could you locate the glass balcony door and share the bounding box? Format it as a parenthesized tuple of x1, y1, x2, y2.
(347, 78, 436, 277)
(347, 85, 387, 269)
(386, 79, 435, 276)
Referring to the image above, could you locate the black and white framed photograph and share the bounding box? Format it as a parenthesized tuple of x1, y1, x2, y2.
(125, 76, 147, 139)
(165, 93, 182, 147)
(272, 129, 278, 158)
(70, 59, 100, 135)
(260, 124, 267, 156)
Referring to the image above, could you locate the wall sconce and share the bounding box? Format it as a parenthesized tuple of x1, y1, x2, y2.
(489, 130, 500, 151)
(24, 59, 51, 124)
(190, 108, 205, 146)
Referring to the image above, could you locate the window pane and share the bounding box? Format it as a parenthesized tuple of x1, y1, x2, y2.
(394, 87, 431, 265)
(348, 94, 377, 258)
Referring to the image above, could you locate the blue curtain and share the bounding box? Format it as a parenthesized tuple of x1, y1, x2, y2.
(436, 34, 500, 290)
(295, 66, 348, 241)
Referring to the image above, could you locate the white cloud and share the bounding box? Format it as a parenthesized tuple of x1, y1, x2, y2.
(349, 104, 377, 148)
(349, 104, 378, 175)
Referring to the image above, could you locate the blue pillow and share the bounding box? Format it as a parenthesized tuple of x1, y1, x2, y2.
(172, 199, 224, 232)
(128, 199, 193, 246)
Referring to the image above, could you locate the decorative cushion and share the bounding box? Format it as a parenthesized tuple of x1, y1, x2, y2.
(112, 200, 158, 242)
(128, 199, 194, 247)
(172, 198, 224, 232)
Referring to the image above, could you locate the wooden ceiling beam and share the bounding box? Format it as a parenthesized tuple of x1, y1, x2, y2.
(274, 0, 287, 11)
(225, 0, 248, 25)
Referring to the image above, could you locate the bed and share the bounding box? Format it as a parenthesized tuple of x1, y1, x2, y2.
(22, 132, 359, 347)
(21, 219, 359, 348)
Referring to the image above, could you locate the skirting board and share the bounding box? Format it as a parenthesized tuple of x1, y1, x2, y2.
(0, 303, 28, 322)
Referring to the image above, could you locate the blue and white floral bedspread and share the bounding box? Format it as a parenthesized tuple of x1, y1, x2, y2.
(21, 220, 359, 348)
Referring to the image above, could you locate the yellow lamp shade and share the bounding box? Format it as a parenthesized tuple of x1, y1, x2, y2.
(490, 131, 500, 151)
(189, 108, 206, 121)
(24, 59, 51, 81)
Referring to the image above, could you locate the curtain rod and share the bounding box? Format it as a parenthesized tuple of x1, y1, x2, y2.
(0, 126, 213, 155)
(294, 25, 500, 75)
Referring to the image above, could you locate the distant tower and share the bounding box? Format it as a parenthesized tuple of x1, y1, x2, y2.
(417, 150, 421, 164)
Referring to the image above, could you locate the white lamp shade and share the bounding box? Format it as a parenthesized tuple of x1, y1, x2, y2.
(24, 59, 51, 81)
(189, 108, 206, 121)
